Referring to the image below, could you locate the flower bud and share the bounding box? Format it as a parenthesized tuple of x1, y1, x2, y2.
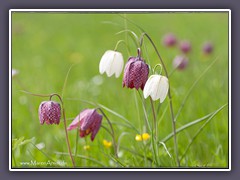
(38, 101, 61, 125)
(122, 49, 149, 90)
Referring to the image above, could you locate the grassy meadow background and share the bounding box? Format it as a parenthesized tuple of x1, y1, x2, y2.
(11, 12, 229, 168)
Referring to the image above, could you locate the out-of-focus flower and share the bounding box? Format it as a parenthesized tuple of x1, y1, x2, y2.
(38, 101, 61, 125)
(122, 49, 149, 90)
(83, 145, 90, 150)
(172, 55, 189, 70)
(103, 139, 112, 148)
(179, 40, 191, 53)
(143, 75, 169, 103)
(67, 109, 102, 141)
(135, 133, 150, 141)
(12, 69, 19, 77)
(99, 50, 124, 78)
(202, 41, 213, 54)
(162, 33, 177, 47)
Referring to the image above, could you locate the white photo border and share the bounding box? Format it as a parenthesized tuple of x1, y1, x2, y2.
(9, 9, 231, 171)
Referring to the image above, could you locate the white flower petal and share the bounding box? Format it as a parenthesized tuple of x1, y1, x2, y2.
(143, 75, 159, 99)
(149, 75, 162, 101)
(99, 50, 113, 74)
(113, 52, 124, 78)
(159, 76, 169, 103)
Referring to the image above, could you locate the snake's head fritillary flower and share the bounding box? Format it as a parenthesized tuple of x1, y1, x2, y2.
(202, 41, 213, 54)
(172, 55, 189, 70)
(122, 49, 149, 90)
(67, 109, 102, 141)
(179, 40, 191, 54)
(38, 101, 61, 125)
(162, 33, 177, 47)
(143, 75, 169, 103)
(99, 50, 124, 78)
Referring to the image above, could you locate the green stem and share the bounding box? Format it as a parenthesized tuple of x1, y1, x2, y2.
(150, 97, 157, 140)
(12, 151, 17, 167)
(50, 94, 76, 168)
(98, 108, 118, 158)
(140, 32, 180, 167)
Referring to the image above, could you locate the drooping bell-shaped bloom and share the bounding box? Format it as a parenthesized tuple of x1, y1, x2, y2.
(172, 55, 189, 70)
(202, 41, 213, 54)
(122, 49, 149, 90)
(67, 109, 102, 141)
(38, 101, 61, 125)
(179, 40, 191, 53)
(143, 75, 169, 103)
(162, 33, 177, 47)
(99, 50, 124, 78)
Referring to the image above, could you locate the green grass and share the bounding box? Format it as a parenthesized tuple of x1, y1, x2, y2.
(11, 12, 229, 168)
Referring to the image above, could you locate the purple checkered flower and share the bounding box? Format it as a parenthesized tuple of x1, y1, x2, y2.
(162, 33, 177, 47)
(173, 55, 189, 70)
(122, 49, 149, 90)
(67, 109, 102, 141)
(38, 101, 61, 125)
(202, 42, 213, 54)
(179, 40, 191, 54)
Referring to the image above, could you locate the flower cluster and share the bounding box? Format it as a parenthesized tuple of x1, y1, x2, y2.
(99, 48, 169, 103)
(135, 133, 150, 141)
(162, 32, 214, 71)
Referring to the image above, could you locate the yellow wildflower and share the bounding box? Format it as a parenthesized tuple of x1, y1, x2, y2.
(83, 145, 90, 150)
(142, 133, 150, 140)
(135, 134, 142, 141)
(135, 133, 150, 141)
(103, 139, 112, 148)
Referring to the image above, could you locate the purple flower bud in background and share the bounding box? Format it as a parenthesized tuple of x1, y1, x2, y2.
(122, 49, 149, 90)
(202, 41, 213, 54)
(179, 40, 191, 53)
(172, 55, 189, 70)
(162, 33, 177, 47)
(67, 109, 102, 141)
(38, 101, 61, 125)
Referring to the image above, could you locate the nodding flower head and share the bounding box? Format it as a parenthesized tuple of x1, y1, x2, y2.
(179, 40, 191, 54)
(143, 74, 169, 103)
(162, 33, 177, 47)
(67, 109, 102, 141)
(38, 101, 61, 125)
(172, 55, 189, 70)
(99, 50, 124, 78)
(122, 49, 149, 90)
(202, 41, 213, 54)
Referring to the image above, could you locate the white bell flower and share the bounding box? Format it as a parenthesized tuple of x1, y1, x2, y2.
(99, 50, 124, 78)
(143, 74, 169, 103)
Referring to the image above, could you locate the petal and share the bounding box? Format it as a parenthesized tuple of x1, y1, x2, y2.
(112, 52, 124, 78)
(158, 76, 169, 103)
(149, 75, 162, 101)
(99, 50, 113, 74)
(80, 109, 96, 131)
(67, 114, 81, 130)
(143, 75, 159, 99)
(90, 113, 102, 141)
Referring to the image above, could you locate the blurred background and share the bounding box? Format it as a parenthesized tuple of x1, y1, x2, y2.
(11, 12, 229, 168)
